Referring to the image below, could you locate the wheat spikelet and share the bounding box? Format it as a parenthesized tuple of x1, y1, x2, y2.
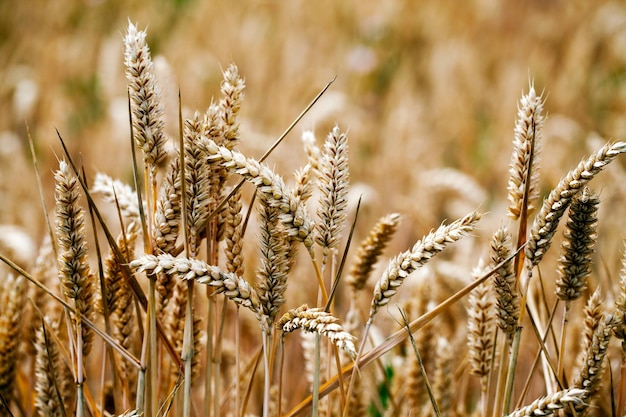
(301, 130, 322, 178)
(257, 201, 292, 328)
(507, 82, 544, 220)
(526, 141, 626, 270)
(490, 226, 519, 339)
(131, 254, 262, 318)
(92, 173, 142, 223)
(219, 63, 245, 146)
(315, 125, 350, 257)
(506, 388, 586, 417)
(467, 261, 495, 390)
(202, 138, 315, 248)
(124, 21, 167, 176)
(347, 213, 401, 293)
(369, 210, 480, 320)
(55, 160, 95, 357)
(278, 304, 357, 359)
(555, 187, 598, 302)
(0, 273, 26, 404)
(33, 318, 63, 417)
(293, 164, 314, 203)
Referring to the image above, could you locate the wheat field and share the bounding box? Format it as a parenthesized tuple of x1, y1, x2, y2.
(2, 1, 626, 416)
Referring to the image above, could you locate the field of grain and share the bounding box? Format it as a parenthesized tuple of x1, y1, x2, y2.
(2, 1, 626, 416)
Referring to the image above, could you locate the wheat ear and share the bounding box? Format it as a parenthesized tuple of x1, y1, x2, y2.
(347, 213, 401, 294)
(491, 226, 519, 340)
(131, 254, 262, 318)
(507, 82, 544, 220)
(92, 173, 142, 223)
(315, 125, 350, 262)
(467, 261, 495, 410)
(526, 141, 626, 271)
(219, 63, 245, 146)
(0, 274, 26, 407)
(506, 388, 586, 417)
(202, 137, 315, 248)
(278, 305, 357, 359)
(124, 21, 167, 178)
(369, 210, 480, 320)
(33, 318, 63, 417)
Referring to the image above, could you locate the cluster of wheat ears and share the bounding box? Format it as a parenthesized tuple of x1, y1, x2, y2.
(2, 21, 626, 417)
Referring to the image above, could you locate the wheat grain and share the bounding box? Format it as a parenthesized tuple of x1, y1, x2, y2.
(506, 388, 586, 417)
(526, 141, 626, 270)
(153, 155, 182, 256)
(507, 82, 544, 220)
(369, 210, 480, 320)
(278, 304, 357, 359)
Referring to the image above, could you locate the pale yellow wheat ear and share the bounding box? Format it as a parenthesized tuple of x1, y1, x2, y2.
(369, 210, 481, 320)
(201, 138, 315, 249)
(507, 81, 544, 220)
(219, 63, 245, 146)
(277, 304, 357, 359)
(33, 318, 63, 417)
(505, 388, 586, 417)
(490, 226, 518, 342)
(315, 125, 350, 264)
(92, 173, 142, 224)
(0, 273, 26, 409)
(525, 141, 626, 274)
(124, 21, 167, 179)
(466, 260, 495, 414)
(54, 159, 96, 415)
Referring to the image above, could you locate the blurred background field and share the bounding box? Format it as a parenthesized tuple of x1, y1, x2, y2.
(3, 0, 626, 243)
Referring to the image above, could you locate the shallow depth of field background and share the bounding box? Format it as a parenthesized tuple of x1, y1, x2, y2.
(3, 0, 626, 411)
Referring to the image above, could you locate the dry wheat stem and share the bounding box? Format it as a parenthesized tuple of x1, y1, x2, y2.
(506, 388, 586, 417)
(278, 304, 357, 359)
(369, 210, 481, 319)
